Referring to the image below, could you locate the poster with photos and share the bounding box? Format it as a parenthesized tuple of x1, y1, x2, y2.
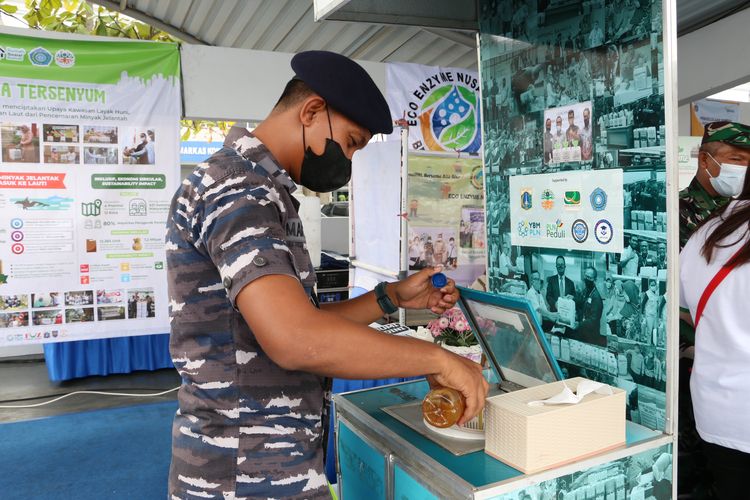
(480, 0, 668, 432)
(407, 153, 486, 286)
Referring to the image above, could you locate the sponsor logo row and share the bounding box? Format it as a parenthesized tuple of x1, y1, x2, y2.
(517, 217, 613, 245)
(0, 46, 75, 67)
(520, 187, 607, 211)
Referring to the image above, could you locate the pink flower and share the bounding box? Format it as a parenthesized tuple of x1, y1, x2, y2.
(438, 317, 450, 329)
(454, 320, 469, 332)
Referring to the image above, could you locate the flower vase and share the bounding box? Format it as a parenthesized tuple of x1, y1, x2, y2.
(439, 343, 483, 364)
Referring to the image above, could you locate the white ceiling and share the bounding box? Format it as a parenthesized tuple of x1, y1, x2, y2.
(22, 0, 744, 72)
(96, 0, 480, 69)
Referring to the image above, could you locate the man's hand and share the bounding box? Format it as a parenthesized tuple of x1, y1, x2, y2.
(431, 350, 490, 425)
(391, 266, 459, 314)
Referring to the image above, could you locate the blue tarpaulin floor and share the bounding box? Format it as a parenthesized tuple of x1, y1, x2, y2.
(0, 400, 176, 500)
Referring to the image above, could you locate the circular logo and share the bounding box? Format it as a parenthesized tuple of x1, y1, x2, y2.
(590, 187, 607, 211)
(11, 243, 24, 254)
(54, 49, 75, 68)
(10, 218, 23, 229)
(470, 165, 484, 190)
(594, 219, 614, 244)
(572, 219, 588, 243)
(11, 231, 23, 242)
(420, 84, 480, 152)
(29, 47, 53, 66)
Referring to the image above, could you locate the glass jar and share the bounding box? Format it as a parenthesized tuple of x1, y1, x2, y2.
(421, 386, 465, 428)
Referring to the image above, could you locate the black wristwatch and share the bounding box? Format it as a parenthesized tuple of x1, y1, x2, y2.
(375, 281, 398, 314)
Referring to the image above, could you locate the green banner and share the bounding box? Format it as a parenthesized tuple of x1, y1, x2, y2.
(0, 32, 179, 84)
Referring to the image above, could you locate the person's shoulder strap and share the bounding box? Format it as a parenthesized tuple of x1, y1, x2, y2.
(694, 246, 745, 328)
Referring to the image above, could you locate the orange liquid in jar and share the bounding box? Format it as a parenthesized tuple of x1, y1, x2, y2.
(422, 387, 465, 428)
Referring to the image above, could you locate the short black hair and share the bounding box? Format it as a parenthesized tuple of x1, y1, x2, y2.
(274, 78, 316, 111)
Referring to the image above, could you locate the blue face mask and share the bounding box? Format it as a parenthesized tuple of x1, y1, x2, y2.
(300, 108, 351, 193)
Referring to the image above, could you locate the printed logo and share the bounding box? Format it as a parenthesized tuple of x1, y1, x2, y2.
(80, 276, 90, 285)
(10, 218, 23, 229)
(546, 219, 566, 238)
(572, 219, 589, 243)
(405, 71, 481, 152)
(521, 188, 533, 210)
(120, 274, 131, 283)
(541, 189, 555, 210)
(595, 219, 614, 244)
(517, 220, 542, 238)
(154, 261, 164, 270)
(11, 243, 24, 254)
(590, 187, 607, 211)
(80, 264, 89, 273)
(564, 191, 581, 208)
(11, 231, 23, 242)
(6, 47, 26, 62)
(28, 47, 53, 66)
(54, 49, 75, 68)
(470, 165, 483, 190)
(81, 199, 102, 217)
(129, 198, 147, 216)
(0, 47, 5, 60)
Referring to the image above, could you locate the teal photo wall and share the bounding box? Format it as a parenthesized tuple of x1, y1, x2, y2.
(479, 0, 668, 434)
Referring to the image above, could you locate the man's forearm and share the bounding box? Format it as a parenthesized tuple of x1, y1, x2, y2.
(319, 283, 398, 324)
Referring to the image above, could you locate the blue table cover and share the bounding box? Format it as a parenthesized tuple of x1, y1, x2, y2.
(44, 334, 173, 382)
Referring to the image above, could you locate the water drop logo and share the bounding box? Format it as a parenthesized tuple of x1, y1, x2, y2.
(419, 85, 481, 152)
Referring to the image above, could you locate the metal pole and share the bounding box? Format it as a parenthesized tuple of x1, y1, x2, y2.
(661, 0, 680, 497)
(399, 126, 410, 325)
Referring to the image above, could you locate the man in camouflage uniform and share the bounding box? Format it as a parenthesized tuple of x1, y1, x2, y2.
(166, 51, 488, 499)
(678, 121, 750, 498)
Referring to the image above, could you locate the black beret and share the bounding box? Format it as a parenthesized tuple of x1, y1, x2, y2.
(291, 50, 393, 135)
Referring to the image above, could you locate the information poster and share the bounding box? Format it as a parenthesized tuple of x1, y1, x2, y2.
(480, 0, 668, 433)
(386, 62, 482, 153)
(509, 169, 623, 252)
(0, 32, 180, 345)
(407, 153, 485, 286)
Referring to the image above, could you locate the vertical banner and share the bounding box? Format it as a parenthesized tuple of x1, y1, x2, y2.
(480, 0, 669, 433)
(386, 62, 482, 153)
(0, 32, 180, 345)
(406, 153, 485, 286)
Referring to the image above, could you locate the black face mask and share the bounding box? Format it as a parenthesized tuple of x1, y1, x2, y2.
(584, 278, 595, 291)
(299, 109, 352, 193)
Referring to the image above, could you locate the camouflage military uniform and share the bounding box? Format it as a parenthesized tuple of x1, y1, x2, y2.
(166, 127, 329, 499)
(679, 177, 729, 251)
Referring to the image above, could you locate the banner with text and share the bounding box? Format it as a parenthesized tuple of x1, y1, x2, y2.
(0, 32, 180, 345)
(386, 62, 482, 153)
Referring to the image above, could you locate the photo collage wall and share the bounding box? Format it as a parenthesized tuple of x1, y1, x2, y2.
(479, 0, 668, 434)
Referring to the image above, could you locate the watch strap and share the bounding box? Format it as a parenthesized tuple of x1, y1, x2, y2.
(375, 281, 398, 314)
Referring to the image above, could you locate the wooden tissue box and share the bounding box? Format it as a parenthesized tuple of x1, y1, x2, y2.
(484, 377, 626, 473)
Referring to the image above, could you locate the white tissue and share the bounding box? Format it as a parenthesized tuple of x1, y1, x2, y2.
(527, 380, 613, 407)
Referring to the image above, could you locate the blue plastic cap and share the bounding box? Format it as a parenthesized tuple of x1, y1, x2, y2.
(431, 272, 448, 288)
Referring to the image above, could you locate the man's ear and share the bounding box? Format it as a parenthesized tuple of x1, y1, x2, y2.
(299, 96, 327, 127)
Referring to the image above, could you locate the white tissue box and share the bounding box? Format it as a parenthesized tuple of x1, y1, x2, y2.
(484, 377, 626, 473)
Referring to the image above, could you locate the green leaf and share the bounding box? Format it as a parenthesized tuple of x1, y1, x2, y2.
(421, 85, 452, 110)
(0, 4, 19, 14)
(457, 86, 477, 107)
(439, 110, 476, 150)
